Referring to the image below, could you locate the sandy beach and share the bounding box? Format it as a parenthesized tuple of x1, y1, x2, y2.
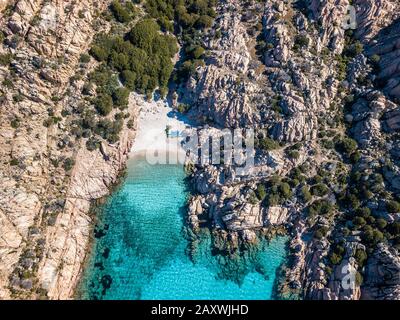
(130, 94, 193, 164)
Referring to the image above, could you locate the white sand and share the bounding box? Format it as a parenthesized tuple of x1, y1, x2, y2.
(130, 94, 193, 164)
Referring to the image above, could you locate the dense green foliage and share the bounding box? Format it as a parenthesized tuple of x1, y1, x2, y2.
(308, 199, 334, 218)
(145, 0, 216, 30)
(258, 137, 280, 151)
(90, 19, 177, 98)
(110, 0, 136, 23)
(143, 0, 216, 82)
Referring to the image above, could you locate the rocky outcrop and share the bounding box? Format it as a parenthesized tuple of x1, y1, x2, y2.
(354, 0, 400, 41)
(309, 0, 349, 54)
(36, 109, 137, 299)
(361, 244, 400, 299)
(366, 18, 400, 99)
(185, 0, 400, 301)
(182, 0, 268, 128)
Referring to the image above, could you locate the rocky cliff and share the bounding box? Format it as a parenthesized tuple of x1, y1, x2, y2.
(0, 0, 138, 299)
(183, 0, 400, 300)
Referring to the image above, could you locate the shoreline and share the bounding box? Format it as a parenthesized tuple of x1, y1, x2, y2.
(129, 94, 194, 163)
(74, 94, 194, 299)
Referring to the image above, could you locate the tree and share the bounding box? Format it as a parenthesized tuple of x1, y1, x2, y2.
(259, 137, 280, 151)
(376, 218, 387, 230)
(353, 216, 366, 228)
(195, 15, 213, 29)
(389, 221, 400, 236)
(309, 199, 334, 216)
(279, 182, 292, 199)
(121, 70, 137, 90)
(177, 60, 197, 80)
(90, 45, 108, 61)
(354, 249, 367, 267)
(256, 184, 266, 201)
(314, 227, 328, 240)
(63, 158, 75, 171)
(190, 46, 205, 59)
(329, 252, 342, 265)
(110, 1, 133, 23)
(109, 51, 129, 71)
(94, 94, 113, 116)
(157, 16, 174, 32)
(128, 19, 160, 52)
(387, 200, 400, 213)
(301, 186, 312, 203)
(338, 137, 358, 156)
(311, 184, 329, 197)
(363, 228, 384, 246)
(112, 87, 130, 109)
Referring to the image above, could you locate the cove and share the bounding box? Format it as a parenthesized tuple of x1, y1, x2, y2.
(78, 155, 288, 300)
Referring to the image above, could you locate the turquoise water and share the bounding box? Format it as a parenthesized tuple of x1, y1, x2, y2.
(79, 156, 287, 300)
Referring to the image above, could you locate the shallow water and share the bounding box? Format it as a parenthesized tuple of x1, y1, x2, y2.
(79, 156, 287, 300)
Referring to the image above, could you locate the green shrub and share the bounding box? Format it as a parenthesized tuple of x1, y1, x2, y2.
(301, 186, 312, 203)
(94, 118, 123, 143)
(0, 53, 13, 66)
(63, 158, 75, 171)
(10, 158, 19, 166)
(287, 150, 300, 160)
(10, 118, 20, 129)
(112, 87, 130, 109)
(354, 249, 367, 267)
(337, 137, 358, 156)
(94, 94, 113, 116)
(329, 252, 343, 265)
(309, 199, 334, 217)
(355, 272, 363, 286)
(386, 200, 400, 213)
(110, 1, 134, 23)
(259, 137, 280, 151)
(90, 45, 108, 61)
(311, 184, 329, 197)
(256, 184, 267, 201)
(249, 191, 259, 205)
(370, 54, 380, 64)
(79, 54, 91, 63)
(177, 103, 191, 113)
(294, 34, 309, 48)
(345, 40, 364, 58)
(86, 137, 100, 151)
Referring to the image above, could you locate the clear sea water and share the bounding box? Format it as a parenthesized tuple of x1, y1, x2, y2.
(79, 156, 288, 300)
